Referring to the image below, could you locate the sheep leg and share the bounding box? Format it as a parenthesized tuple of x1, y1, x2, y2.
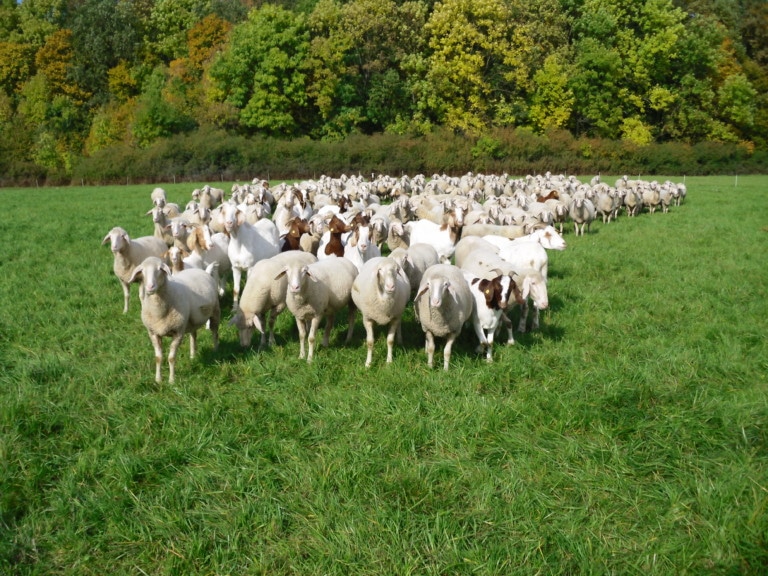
(425, 331, 435, 369)
(501, 313, 515, 345)
(121, 281, 131, 314)
(167, 333, 185, 384)
(322, 314, 335, 348)
(232, 267, 242, 307)
(295, 318, 307, 359)
(484, 330, 495, 363)
(443, 333, 457, 371)
(344, 304, 356, 344)
(385, 319, 400, 364)
(188, 330, 197, 359)
(257, 313, 268, 350)
(363, 317, 376, 368)
(149, 333, 164, 383)
(518, 301, 529, 333)
(307, 316, 322, 363)
(531, 306, 541, 331)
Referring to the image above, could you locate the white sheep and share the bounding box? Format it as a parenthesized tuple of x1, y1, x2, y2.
(404, 211, 463, 264)
(277, 256, 359, 363)
(145, 205, 175, 246)
(220, 203, 280, 306)
(569, 196, 596, 236)
(230, 250, 317, 349)
(182, 226, 231, 297)
(128, 256, 220, 383)
(150, 187, 167, 208)
(351, 256, 411, 367)
(102, 226, 168, 313)
(389, 243, 440, 297)
(413, 264, 474, 370)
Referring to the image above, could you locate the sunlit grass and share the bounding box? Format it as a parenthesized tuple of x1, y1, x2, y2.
(0, 176, 766, 574)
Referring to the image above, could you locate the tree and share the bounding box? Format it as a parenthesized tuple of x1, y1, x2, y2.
(66, 0, 142, 104)
(529, 54, 575, 132)
(209, 4, 313, 137)
(421, 0, 534, 133)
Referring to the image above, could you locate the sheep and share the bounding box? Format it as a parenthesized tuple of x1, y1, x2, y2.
(229, 250, 317, 349)
(462, 270, 523, 362)
(145, 205, 176, 246)
(460, 222, 530, 240)
(389, 243, 440, 298)
(277, 256, 359, 363)
(641, 182, 661, 214)
(404, 209, 463, 264)
(150, 187, 167, 208)
(385, 218, 410, 251)
(482, 225, 567, 254)
(196, 184, 225, 210)
(344, 222, 381, 272)
(128, 256, 220, 383)
(569, 196, 596, 236)
(102, 226, 168, 313)
(413, 264, 474, 370)
(183, 226, 231, 297)
(351, 256, 411, 368)
(622, 187, 642, 217)
(220, 203, 280, 307)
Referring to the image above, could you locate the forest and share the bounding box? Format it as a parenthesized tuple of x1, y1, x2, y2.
(0, 0, 766, 183)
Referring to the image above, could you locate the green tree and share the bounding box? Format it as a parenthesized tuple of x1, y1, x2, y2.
(421, 0, 534, 133)
(132, 66, 196, 147)
(13, 0, 67, 48)
(529, 54, 575, 132)
(66, 0, 142, 104)
(148, 0, 215, 61)
(307, 0, 428, 137)
(209, 5, 313, 137)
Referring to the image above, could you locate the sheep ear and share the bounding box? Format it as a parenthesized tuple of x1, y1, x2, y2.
(145, 209, 153, 216)
(160, 262, 172, 276)
(521, 276, 532, 300)
(415, 284, 429, 300)
(128, 265, 143, 284)
(101, 234, 110, 245)
(274, 266, 288, 281)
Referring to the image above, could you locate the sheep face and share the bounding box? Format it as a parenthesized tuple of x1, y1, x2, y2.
(417, 278, 452, 308)
(103, 228, 128, 253)
(128, 257, 170, 295)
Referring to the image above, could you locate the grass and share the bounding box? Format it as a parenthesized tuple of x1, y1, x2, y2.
(0, 176, 766, 574)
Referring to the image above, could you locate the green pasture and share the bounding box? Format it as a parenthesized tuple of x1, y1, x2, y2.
(0, 175, 766, 574)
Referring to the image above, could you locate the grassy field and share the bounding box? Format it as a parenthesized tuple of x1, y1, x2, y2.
(0, 175, 766, 575)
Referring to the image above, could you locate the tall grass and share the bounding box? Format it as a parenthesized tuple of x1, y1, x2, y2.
(0, 176, 766, 574)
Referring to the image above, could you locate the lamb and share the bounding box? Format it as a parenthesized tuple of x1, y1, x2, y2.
(128, 256, 220, 383)
(277, 256, 359, 363)
(413, 264, 474, 370)
(230, 250, 317, 349)
(220, 203, 280, 306)
(569, 196, 596, 236)
(462, 270, 523, 362)
(102, 226, 168, 313)
(351, 256, 411, 367)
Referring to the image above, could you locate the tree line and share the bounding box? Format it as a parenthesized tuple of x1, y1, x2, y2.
(1, 0, 766, 183)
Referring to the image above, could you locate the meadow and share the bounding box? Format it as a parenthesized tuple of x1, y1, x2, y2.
(0, 175, 766, 575)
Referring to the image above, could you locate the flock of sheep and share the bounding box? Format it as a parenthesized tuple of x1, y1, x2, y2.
(102, 172, 687, 381)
